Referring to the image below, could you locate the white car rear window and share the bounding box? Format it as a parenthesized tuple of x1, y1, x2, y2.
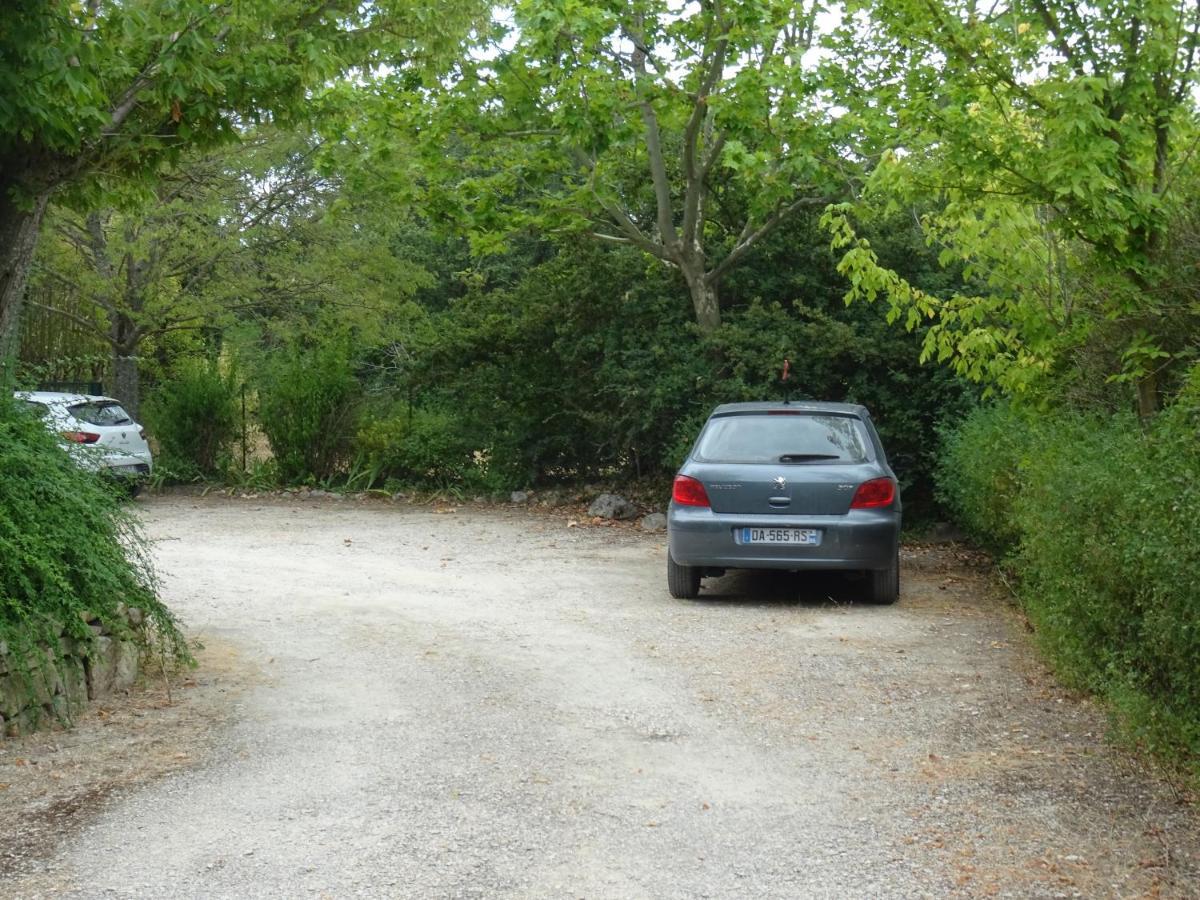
(69, 402, 133, 427)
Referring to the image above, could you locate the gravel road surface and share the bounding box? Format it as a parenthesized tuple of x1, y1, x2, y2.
(3, 495, 1198, 898)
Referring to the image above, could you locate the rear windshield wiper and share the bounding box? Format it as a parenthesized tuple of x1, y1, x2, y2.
(778, 453, 841, 463)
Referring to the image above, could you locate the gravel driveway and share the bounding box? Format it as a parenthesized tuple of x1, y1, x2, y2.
(3, 495, 1198, 898)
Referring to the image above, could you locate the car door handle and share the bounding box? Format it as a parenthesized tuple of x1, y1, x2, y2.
(768, 496, 791, 507)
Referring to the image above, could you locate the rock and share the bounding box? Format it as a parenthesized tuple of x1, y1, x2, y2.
(57, 657, 88, 718)
(310, 489, 328, 498)
(126, 606, 145, 628)
(640, 513, 667, 532)
(112, 641, 139, 692)
(588, 493, 638, 520)
(0, 675, 25, 718)
(510, 491, 529, 505)
(86, 637, 139, 700)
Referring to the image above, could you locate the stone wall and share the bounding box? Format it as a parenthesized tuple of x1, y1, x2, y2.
(0, 608, 142, 737)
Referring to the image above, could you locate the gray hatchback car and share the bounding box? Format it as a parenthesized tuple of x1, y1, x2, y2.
(667, 402, 900, 603)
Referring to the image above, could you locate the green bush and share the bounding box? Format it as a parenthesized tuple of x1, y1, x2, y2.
(142, 358, 240, 478)
(937, 394, 1200, 777)
(0, 400, 186, 709)
(354, 406, 517, 492)
(935, 401, 1031, 551)
(397, 236, 975, 510)
(255, 341, 362, 484)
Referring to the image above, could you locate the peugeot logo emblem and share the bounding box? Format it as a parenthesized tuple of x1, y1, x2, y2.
(773, 476, 788, 491)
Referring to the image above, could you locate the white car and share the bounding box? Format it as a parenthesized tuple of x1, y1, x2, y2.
(15, 391, 153, 489)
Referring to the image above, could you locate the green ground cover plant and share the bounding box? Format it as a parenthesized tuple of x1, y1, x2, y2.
(0, 400, 187, 714)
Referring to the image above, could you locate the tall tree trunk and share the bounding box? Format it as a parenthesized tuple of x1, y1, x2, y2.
(0, 189, 51, 383)
(684, 270, 721, 331)
(111, 311, 140, 416)
(1136, 372, 1158, 421)
(112, 353, 140, 418)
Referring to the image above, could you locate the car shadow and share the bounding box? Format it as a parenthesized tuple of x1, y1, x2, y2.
(690, 568, 880, 607)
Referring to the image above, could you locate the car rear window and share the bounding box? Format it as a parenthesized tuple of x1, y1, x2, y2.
(693, 413, 872, 464)
(69, 401, 133, 427)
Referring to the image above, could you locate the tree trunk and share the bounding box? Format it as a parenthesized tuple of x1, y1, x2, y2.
(111, 312, 141, 416)
(112, 353, 140, 417)
(1136, 371, 1158, 421)
(0, 189, 51, 383)
(685, 271, 721, 331)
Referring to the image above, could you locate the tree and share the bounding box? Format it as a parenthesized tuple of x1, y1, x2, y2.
(29, 133, 428, 413)
(0, 0, 480, 374)
(381, 0, 841, 330)
(823, 0, 1200, 416)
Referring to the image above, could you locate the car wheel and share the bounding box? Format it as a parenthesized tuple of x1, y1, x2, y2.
(667, 552, 701, 599)
(868, 551, 899, 605)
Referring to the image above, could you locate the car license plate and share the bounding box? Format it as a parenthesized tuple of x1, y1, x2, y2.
(737, 527, 822, 546)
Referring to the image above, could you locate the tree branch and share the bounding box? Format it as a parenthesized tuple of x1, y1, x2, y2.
(629, 13, 678, 249)
(681, 8, 730, 253)
(28, 300, 112, 342)
(102, 6, 227, 137)
(707, 195, 830, 285)
(1030, 0, 1086, 77)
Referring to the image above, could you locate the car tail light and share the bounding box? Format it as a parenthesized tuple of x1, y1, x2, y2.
(850, 477, 896, 509)
(62, 431, 101, 444)
(672, 475, 711, 508)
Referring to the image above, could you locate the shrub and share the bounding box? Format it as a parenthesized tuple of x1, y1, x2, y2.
(354, 406, 518, 492)
(142, 358, 240, 478)
(937, 395, 1200, 777)
(935, 401, 1031, 551)
(400, 238, 975, 510)
(0, 400, 186, 709)
(255, 341, 362, 484)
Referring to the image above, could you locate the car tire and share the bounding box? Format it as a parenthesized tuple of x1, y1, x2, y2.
(868, 551, 899, 605)
(667, 552, 701, 599)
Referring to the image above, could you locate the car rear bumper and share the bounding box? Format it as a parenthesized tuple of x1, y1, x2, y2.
(71, 448, 153, 475)
(668, 503, 900, 571)
(104, 461, 151, 478)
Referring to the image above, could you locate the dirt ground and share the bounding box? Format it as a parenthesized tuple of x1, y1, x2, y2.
(1, 494, 1197, 898)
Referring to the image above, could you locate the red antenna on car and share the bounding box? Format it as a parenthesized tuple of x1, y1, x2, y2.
(781, 358, 792, 405)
